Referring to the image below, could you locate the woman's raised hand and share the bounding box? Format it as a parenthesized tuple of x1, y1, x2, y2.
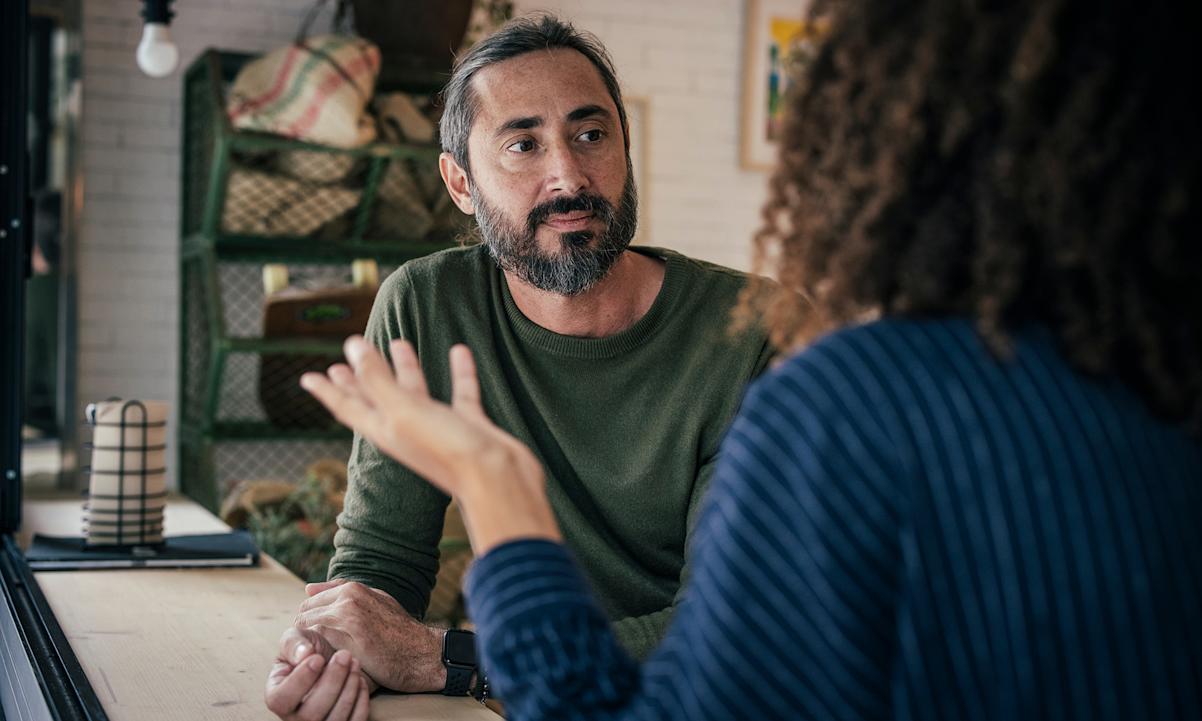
(301, 336, 560, 553)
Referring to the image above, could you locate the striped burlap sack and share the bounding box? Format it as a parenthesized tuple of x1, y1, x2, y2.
(227, 35, 381, 148)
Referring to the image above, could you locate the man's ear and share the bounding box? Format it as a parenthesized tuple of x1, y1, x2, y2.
(439, 152, 476, 215)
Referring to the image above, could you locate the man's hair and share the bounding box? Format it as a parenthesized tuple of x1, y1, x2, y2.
(438, 14, 628, 174)
(738, 0, 1201, 433)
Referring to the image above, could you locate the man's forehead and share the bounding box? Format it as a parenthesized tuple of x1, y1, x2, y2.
(469, 48, 617, 129)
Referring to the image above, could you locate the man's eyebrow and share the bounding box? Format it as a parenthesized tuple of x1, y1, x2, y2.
(566, 104, 611, 122)
(493, 106, 613, 138)
(495, 115, 543, 137)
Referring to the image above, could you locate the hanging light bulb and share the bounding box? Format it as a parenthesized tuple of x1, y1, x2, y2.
(136, 0, 178, 78)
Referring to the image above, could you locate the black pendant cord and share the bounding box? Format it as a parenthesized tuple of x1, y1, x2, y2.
(140, 0, 174, 25)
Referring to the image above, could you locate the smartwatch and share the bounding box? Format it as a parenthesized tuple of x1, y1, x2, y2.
(441, 629, 477, 696)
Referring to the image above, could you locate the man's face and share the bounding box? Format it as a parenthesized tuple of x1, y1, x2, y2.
(463, 48, 638, 296)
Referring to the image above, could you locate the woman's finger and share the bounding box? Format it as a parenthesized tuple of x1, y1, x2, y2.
(449, 345, 486, 420)
(327, 363, 359, 391)
(326, 364, 377, 412)
(389, 340, 429, 396)
(300, 372, 379, 432)
(344, 336, 408, 403)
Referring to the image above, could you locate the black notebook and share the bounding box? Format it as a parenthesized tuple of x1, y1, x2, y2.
(25, 531, 261, 571)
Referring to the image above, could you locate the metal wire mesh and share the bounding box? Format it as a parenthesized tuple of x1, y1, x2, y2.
(217, 351, 342, 428)
(179, 435, 352, 509)
(221, 146, 366, 239)
(212, 439, 352, 499)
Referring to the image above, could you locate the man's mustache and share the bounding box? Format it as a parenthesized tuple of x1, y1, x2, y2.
(525, 193, 615, 235)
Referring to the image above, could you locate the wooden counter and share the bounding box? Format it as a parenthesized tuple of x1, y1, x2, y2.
(18, 493, 499, 721)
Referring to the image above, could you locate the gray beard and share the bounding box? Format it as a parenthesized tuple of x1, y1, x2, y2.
(471, 165, 639, 297)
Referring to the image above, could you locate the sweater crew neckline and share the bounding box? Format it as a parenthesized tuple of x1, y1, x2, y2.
(497, 247, 687, 360)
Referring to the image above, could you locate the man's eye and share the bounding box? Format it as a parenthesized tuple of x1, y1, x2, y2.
(507, 139, 536, 153)
(578, 129, 604, 143)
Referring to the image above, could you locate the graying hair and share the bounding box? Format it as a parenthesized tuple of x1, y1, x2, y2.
(438, 14, 629, 174)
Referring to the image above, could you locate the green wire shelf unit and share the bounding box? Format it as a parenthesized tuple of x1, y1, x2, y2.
(179, 49, 462, 511)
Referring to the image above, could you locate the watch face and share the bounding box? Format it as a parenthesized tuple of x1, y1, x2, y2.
(444, 630, 477, 666)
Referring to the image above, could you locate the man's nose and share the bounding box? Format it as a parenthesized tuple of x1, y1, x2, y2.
(545, 141, 589, 196)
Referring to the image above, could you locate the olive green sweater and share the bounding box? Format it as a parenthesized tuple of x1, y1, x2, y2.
(328, 244, 773, 659)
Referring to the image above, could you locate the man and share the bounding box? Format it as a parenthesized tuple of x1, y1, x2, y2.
(265, 14, 773, 719)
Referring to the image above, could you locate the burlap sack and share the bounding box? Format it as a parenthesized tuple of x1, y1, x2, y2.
(374, 93, 470, 238)
(227, 35, 381, 148)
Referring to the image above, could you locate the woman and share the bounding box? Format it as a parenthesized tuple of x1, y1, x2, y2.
(302, 0, 1201, 718)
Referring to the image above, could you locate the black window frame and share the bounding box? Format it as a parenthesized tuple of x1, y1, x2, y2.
(2, 1, 108, 718)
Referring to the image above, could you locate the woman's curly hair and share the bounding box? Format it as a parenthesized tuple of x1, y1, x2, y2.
(740, 0, 1201, 432)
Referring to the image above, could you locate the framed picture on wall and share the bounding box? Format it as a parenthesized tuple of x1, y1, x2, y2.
(740, 0, 822, 170)
(625, 95, 650, 244)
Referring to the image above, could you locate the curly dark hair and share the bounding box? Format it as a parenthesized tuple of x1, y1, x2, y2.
(740, 0, 1201, 433)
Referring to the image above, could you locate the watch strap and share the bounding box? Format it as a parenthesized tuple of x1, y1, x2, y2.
(443, 664, 474, 696)
(441, 629, 477, 696)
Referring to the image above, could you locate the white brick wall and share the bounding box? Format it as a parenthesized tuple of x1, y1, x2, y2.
(77, 0, 770, 486)
(78, 0, 337, 485)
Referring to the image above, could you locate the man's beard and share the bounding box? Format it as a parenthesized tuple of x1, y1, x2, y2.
(471, 162, 639, 297)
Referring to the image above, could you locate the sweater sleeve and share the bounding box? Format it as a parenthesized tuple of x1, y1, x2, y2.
(327, 268, 451, 617)
(607, 452, 715, 659)
(465, 347, 905, 721)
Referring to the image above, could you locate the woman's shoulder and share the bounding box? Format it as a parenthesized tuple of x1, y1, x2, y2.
(751, 317, 979, 405)
(734, 317, 990, 473)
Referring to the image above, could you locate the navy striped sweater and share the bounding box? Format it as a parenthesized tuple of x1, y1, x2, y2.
(465, 318, 1202, 721)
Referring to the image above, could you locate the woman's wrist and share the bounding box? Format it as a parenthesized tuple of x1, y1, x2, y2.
(457, 454, 561, 555)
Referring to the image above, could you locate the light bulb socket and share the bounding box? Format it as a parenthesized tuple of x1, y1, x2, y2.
(141, 0, 174, 25)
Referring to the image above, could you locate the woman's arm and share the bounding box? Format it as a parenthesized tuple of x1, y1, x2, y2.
(302, 335, 903, 721)
(301, 337, 560, 554)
